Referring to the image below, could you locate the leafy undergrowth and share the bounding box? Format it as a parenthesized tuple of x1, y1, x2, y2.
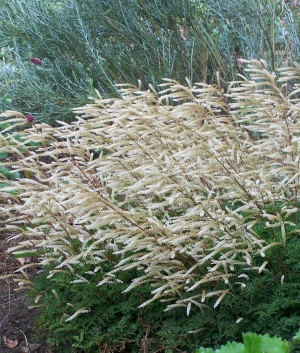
(28, 238, 300, 353)
(30, 264, 206, 353)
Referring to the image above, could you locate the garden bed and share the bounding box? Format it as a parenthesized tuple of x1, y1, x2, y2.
(0, 231, 53, 353)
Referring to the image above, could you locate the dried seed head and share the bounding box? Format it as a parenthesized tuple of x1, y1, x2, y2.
(237, 58, 244, 68)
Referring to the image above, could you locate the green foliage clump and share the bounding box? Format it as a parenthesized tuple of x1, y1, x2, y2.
(29, 238, 300, 352)
(1, 0, 300, 123)
(30, 263, 207, 353)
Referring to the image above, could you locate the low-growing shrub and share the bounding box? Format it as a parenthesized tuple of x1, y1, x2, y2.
(1, 59, 300, 351)
(30, 263, 207, 353)
(28, 239, 300, 352)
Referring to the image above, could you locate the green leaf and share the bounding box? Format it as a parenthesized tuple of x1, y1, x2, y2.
(218, 342, 244, 353)
(0, 152, 8, 159)
(0, 166, 20, 180)
(12, 251, 39, 258)
(243, 333, 290, 353)
(0, 122, 11, 130)
(0, 182, 18, 195)
(73, 330, 85, 345)
(1, 94, 12, 105)
(260, 335, 290, 353)
(7, 171, 20, 180)
(14, 134, 27, 142)
(0, 165, 10, 176)
(243, 333, 263, 353)
(293, 328, 300, 341)
(196, 348, 215, 353)
(27, 141, 41, 147)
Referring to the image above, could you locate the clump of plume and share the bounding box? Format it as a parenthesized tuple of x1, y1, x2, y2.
(1, 59, 300, 316)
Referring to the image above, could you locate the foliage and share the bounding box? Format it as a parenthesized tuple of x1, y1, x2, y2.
(0, 111, 48, 209)
(196, 332, 290, 353)
(0, 118, 24, 199)
(28, 238, 300, 352)
(187, 239, 300, 347)
(0, 0, 300, 123)
(2, 59, 300, 350)
(30, 263, 207, 353)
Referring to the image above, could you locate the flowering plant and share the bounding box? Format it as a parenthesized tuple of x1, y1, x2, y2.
(1, 60, 300, 316)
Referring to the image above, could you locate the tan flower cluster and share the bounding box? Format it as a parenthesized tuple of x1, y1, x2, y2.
(1, 59, 300, 313)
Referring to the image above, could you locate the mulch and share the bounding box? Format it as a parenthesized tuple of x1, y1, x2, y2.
(0, 229, 54, 353)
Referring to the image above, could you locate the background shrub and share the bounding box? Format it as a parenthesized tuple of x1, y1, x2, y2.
(0, 0, 299, 123)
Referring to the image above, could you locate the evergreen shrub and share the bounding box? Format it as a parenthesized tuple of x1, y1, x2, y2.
(0, 0, 299, 123)
(1, 59, 300, 351)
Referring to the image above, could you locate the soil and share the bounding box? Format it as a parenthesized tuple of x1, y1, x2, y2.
(0, 230, 54, 353)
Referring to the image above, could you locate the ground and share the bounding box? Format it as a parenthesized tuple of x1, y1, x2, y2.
(0, 230, 54, 353)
